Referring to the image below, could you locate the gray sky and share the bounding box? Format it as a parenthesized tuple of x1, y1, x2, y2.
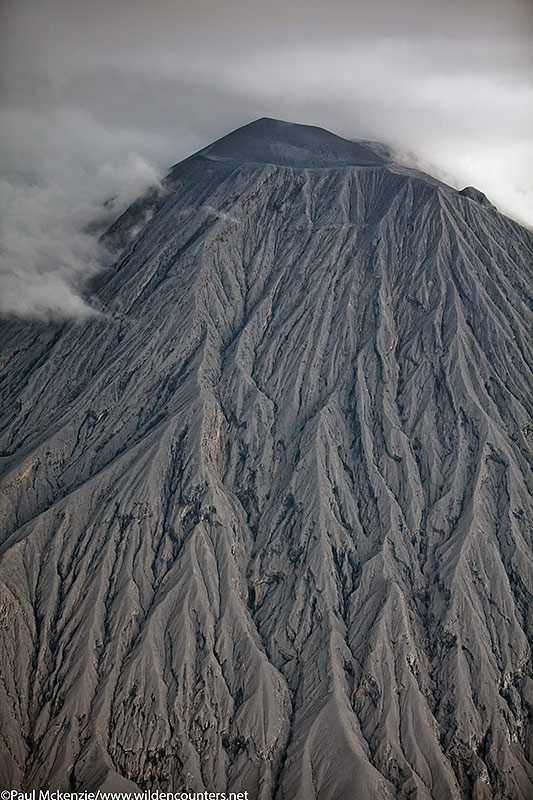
(1, 0, 532, 318)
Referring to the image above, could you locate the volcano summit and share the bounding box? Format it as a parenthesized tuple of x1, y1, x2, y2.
(0, 119, 532, 800)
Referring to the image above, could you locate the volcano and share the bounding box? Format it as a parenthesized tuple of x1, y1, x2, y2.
(0, 118, 532, 800)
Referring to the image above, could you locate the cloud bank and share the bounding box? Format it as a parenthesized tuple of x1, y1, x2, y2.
(0, 106, 162, 319)
(1, 0, 532, 317)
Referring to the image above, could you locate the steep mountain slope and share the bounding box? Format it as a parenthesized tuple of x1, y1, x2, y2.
(0, 118, 532, 800)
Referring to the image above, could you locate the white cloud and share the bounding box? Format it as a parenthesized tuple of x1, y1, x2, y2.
(0, 108, 162, 319)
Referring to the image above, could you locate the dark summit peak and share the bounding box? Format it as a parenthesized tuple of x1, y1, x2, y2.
(199, 116, 386, 168)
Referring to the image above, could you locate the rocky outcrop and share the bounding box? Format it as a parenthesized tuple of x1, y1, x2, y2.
(1, 119, 532, 799)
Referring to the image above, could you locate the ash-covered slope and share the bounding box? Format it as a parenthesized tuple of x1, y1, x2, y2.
(1, 118, 532, 800)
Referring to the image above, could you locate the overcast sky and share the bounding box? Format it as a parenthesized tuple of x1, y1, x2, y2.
(1, 0, 532, 318)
